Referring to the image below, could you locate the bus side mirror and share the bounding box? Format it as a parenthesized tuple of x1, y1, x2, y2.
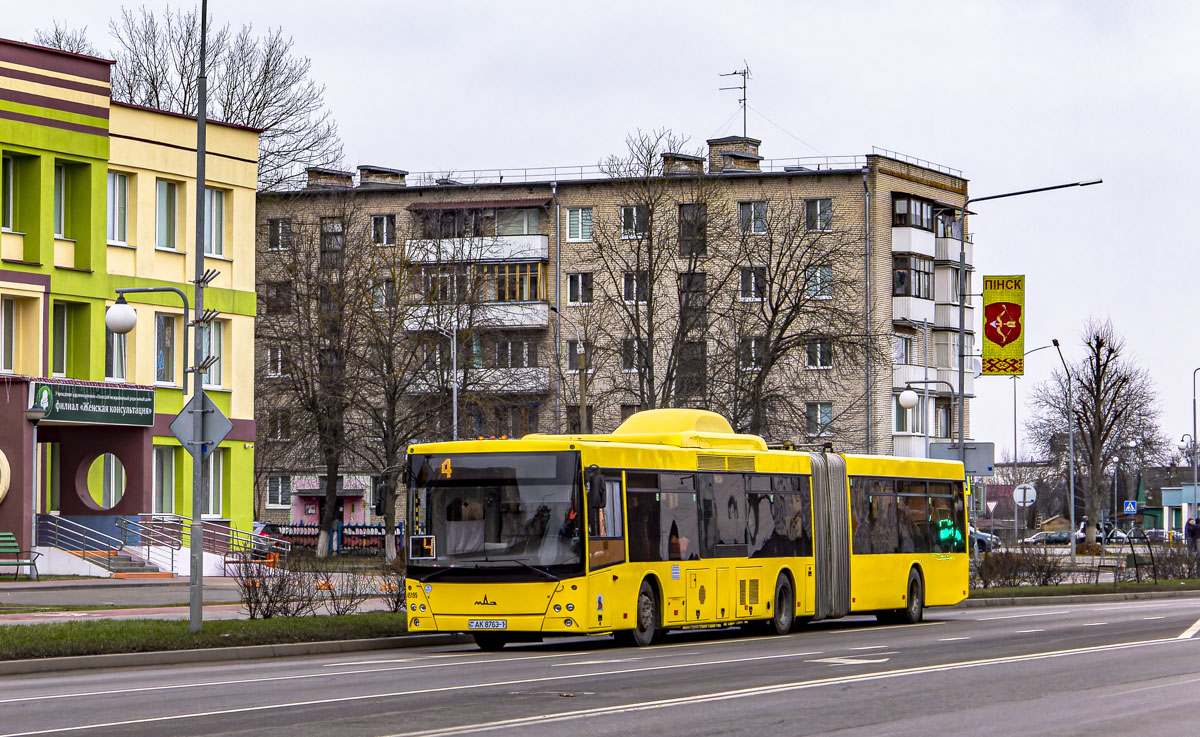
(587, 465, 606, 509)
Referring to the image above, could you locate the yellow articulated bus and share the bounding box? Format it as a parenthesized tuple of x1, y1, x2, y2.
(404, 409, 969, 650)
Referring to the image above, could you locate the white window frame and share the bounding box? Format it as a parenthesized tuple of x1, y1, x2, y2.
(620, 337, 646, 374)
(267, 475, 292, 509)
(739, 266, 765, 301)
(894, 335, 915, 365)
(156, 179, 178, 250)
(102, 452, 125, 508)
(894, 394, 925, 434)
(806, 198, 833, 232)
(266, 218, 290, 251)
(53, 163, 67, 238)
(566, 272, 593, 305)
(1, 155, 13, 231)
(622, 271, 648, 304)
(738, 201, 767, 235)
(201, 320, 224, 388)
(620, 205, 648, 239)
(1, 297, 15, 373)
(204, 187, 225, 256)
(105, 327, 127, 381)
(153, 446, 175, 515)
(805, 264, 833, 300)
(566, 339, 592, 374)
(155, 313, 175, 385)
(566, 206, 593, 242)
(805, 401, 834, 437)
(266, 344, 285, 377)
(739, 336, 765, 370)
(805, 338, 833, 369)
(52, 302, 68, 377)
(372, 214, 396, 245)
(496, 208, 539, 236)
(203, 449, 223, 518)
(106, 171, 128, 245)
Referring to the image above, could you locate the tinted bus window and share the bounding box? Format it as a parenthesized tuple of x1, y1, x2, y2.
(699, 473, 746, 557)
(869, 492, 900, 554)
(660, 491, 699, 561)
(929, 492, 965, 553)
(627, 491, 659, 562)
(897, 494, 932, 553)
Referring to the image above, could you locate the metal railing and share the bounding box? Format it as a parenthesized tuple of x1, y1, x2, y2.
(870, 147, 963, 177)
(36, 515, 124, 572)
(116, 515, 184, 573)
(151, 514, 292, 561)
(277, 523, 403, 556)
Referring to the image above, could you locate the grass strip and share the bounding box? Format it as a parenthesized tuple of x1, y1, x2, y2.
(0, 611, 407, 661)
(970, 579, 1200, 598)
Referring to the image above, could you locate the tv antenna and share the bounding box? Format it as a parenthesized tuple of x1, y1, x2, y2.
(719, 62, 752, 137)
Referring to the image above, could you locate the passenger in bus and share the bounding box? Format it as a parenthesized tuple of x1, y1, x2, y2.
(667, 521, 691, 560)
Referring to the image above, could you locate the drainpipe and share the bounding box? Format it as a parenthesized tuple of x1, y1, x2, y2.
(552, 182, 562, 431)
(862, 168, 872, 454)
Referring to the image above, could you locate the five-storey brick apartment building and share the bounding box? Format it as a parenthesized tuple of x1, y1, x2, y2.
(255, 137, 975, 524)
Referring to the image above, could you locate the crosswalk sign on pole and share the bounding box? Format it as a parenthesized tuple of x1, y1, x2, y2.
(1123, 500, 1138, 515)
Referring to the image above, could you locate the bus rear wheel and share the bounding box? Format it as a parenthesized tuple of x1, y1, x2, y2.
(473, 633, 507, 651)
(769, 574, 794, 635)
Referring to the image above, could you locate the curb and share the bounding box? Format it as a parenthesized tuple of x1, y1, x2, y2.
(955, 588, 1200, 608)
(0, 633, 473, 676)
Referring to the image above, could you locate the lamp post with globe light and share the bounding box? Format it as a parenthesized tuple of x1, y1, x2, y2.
(1180, 433, 1197, 528)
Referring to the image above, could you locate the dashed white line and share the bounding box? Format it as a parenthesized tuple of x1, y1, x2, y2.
(850, 645, 888, 650)
(938, 637, 970, 642)
(1082, 622, 1107, 627)
(1143, 616, 1165, 621)
(977, 610, 1069, 621)
(1014, 629, 1045, 634)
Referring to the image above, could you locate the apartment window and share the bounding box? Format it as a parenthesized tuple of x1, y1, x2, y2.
(494, 339, 538, 368)
(265, 344, 288, 377)
(892, 195, 935, 230)
(620, 404, 642, 422)
(52, 163, 68, 237)
(262, 281, 294, 314)
(567, 339, 593, 372)
(52, 303, 68, 376)
(567, 207, 593, 241)
(320, 216, 344, 267)
(495, 405, 539, 438)
(371, 277, 397, 310)
(678, 203, 707, 257)
(567, 405, 594, 434)
(936, 212, 962, 239)
(372, 214, 396, 245)
(621, 205, 648, 239)
(496, 208, 539, 235)
(893, 255, 933, 299)
(105, 327, 127, 381)
(155, 313, 175, 384)
(806, 338, 832, 369)
(481, 263, 543, 302)
(266, 218, 291, 251)
(805, 264, 833, 299)
(805, 198, 832, 231)
(106, 171, 128, 244)
(621, 337, 647, 372)
(1, 298, 15, 372)
(935, 399, 953, 438)
(156, 179, 178, 249)
(805, 401, 833, 436)
(740, 266, 765, 301)
(1, 155, 13, 231)
(739, 201, 766, 234)
(934, 332, 973, 370)
(678, 272, 707, 330)
(265, 408, 291, 440)
(153, 447, 175, 514)
(567, 272, 593, 305)
(622, 271, 649, 304)
(739, 336, 766, 369)
(203, 188, 225, 256)
(201, 321, 224, 387)
(678, 341, 707, 396)
(894, 394, 924, 434)
(894, 335, 915, 365)
(203, 449, 223, 517)
(102, 453, 125, 508)
(267, 475, 292, 509)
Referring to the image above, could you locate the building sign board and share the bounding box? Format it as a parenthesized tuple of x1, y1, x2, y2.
(30, 380, 155, 426)
(981, 275, 1025, 376)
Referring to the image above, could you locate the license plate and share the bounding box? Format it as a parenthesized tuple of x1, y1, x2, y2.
(468, 619, 507, 630)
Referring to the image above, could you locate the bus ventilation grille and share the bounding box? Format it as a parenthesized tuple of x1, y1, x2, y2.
(697, 455, 756, 472)
(748, 579, 760, 605)
(739, 579, 747, 606)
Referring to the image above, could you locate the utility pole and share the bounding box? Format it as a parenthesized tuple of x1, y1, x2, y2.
(719, 64, 752, 137)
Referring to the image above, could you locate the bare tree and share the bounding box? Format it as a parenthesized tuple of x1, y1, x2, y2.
(31, 20, 99, 56)
(1027, 319, 1168, 542)
(36, 8, 342, 190)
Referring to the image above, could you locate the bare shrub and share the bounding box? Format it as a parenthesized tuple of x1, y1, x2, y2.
(378, 561, 407, 614)
(974, 552, 1025, 589)
(270, 557, 321, 618)
(1022, 548, 1069, 586)
(319, 563, 372, 617)
(229, 553, 272, 619)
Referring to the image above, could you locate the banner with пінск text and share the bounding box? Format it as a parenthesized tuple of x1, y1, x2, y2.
(981, 275, 1025, 376)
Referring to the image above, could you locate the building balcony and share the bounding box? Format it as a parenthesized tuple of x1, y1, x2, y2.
(891, 227, 936, 258)
(937, 365, 975, 398)
(935, 235, 973, 265)
(407, 234, 548, 263)
(405, 366, 551, 395)
(892, 434, 929, 459)
(892, 296, 935, 325)
(405, 301, 550, 331)
(934, 303, 975, 331)
(893, 362, 932, 390)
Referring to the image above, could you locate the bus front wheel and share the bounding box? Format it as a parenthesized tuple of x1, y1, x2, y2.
(629, 579, 660, 647)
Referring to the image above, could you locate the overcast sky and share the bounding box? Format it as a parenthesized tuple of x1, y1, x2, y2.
(13, 0, 1200, 460)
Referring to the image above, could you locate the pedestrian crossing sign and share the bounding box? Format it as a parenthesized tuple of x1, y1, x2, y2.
(1123, 500, 1138, 514)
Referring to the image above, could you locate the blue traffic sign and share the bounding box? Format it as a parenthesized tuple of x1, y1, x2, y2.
(1123, 500, 1138, 514)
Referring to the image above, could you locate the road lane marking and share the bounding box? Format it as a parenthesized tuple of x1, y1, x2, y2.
(808, 656, 891, 665)
(1082, 623, 1107, 627)
(1114, 675, 1200, 695)
(1143, 616, 1165, 620)
(1178, 616, 1200, 639)
(938, 637, 970, 641)
(850, 645, 887, 650)
(977, 610, 1069, 621)
(1014, 629, 1045, 633)
(2, 636, 1199, 737)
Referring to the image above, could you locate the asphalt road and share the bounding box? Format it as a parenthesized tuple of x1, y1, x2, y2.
(3, 598, 1200, 737)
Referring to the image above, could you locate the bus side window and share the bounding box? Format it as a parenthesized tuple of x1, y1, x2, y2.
(697, 474, 717, 558)
(659, 491, 699, 561)
(588, 475, 624, 539)
(626, 472, 660, 562)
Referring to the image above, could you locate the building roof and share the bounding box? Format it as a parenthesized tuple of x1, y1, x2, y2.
(408, 197, 552, 211)
(706, 135, 762, 145)
(111, 101, 264, 133)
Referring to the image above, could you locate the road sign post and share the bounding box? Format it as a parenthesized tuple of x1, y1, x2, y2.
(1013, 484, 1036, 542)
(1123, 499, 1137, 516)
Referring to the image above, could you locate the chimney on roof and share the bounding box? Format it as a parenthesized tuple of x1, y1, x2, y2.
(305, 167, 354, 189)
(706, 136, 763, 173)
(357, 165, 408, 187)
(661, 152, 705, 177)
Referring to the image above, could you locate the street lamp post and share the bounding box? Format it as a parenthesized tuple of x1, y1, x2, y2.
(1053, 338, 1077, 563)
(1179, 433, 1196, 528)
(1011, 344, 1055, 477)
(430, 322, 458, 441)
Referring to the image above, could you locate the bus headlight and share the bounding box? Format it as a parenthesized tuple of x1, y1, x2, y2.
(413, 618, 420, 627)
(554, 605, 562, 612)
(420, 604, 426, 612)
(410, 604, 417, 611)
(565, 618, 574, 627)
(566, 604, 574, 612)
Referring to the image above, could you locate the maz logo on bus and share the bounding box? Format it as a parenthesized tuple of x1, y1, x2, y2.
(475, 595, 497, 606)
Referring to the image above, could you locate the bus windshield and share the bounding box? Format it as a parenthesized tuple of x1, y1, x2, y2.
(407, 451, 583, 580)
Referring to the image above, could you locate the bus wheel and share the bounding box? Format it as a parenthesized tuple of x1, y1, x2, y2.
(473, 633, 507, 651)
(902, 569, 924, 624)
(631, 579, 660, 647)
(770, 574, 794, 635)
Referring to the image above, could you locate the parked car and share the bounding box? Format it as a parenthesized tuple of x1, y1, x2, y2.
(251, 522, 283, 557)
(1023, 530, 1070, 545)
(969, 527, 1002, 552)
(1144, 529, 1180, 543)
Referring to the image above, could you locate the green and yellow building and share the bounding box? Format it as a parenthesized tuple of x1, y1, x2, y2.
(0, 38, 258, 563)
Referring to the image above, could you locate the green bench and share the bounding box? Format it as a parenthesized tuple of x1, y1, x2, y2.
(0, 532, 40, 580)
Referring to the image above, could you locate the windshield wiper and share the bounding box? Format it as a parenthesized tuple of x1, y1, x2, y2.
(479, 558, 559, 581)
